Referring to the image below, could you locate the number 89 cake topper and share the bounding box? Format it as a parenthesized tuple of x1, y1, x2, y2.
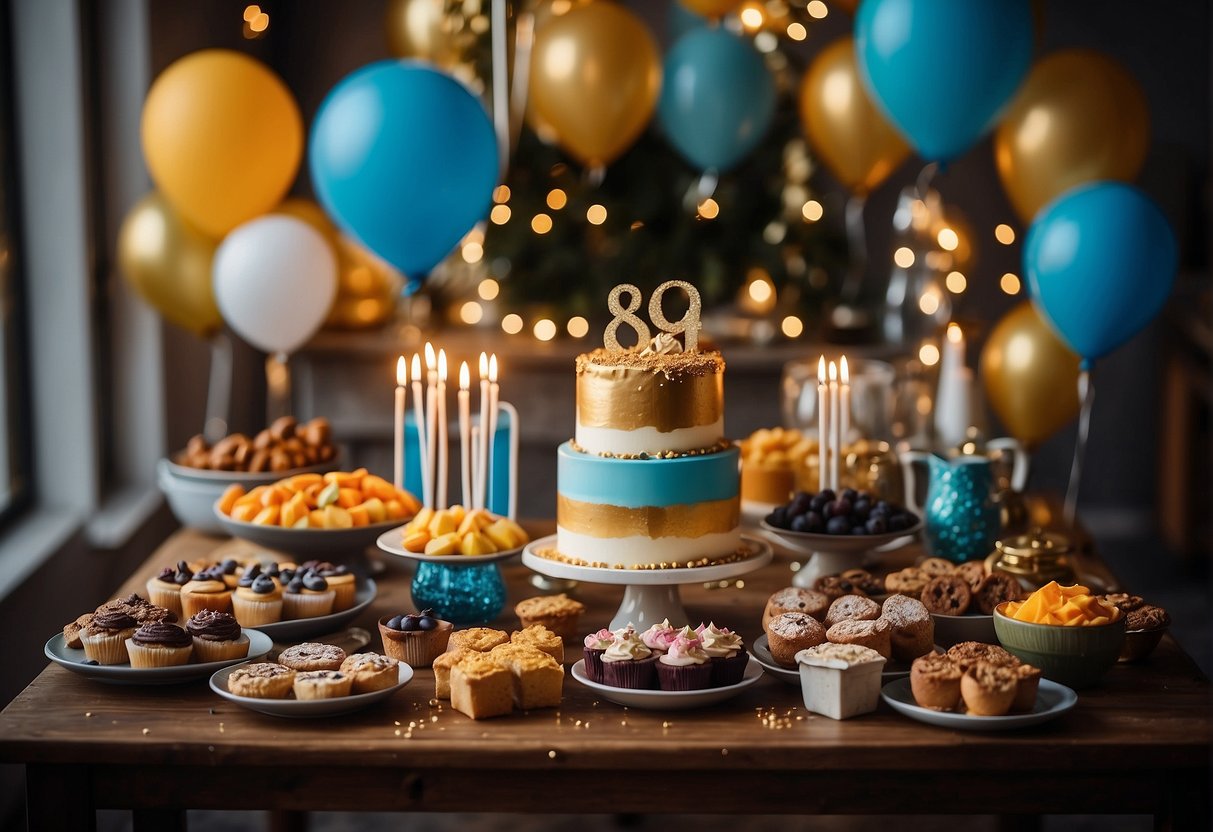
(603, 281, 702, 353)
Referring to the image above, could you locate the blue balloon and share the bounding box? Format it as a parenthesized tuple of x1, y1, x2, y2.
(657, 28, 776, 173)
(1025, 182, 1177, 366)
(855, 0, 1033, 162)
(309, 62, 498, 284)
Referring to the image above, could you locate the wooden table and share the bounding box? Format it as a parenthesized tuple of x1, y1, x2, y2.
(1, 521, 1209, 831)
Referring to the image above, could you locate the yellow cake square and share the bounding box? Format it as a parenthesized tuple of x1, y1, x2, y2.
(488, 643, 564, 710)
(450, 654, 514, 719)
(432, 647, 476, 700)
(510, 624, 565, 664)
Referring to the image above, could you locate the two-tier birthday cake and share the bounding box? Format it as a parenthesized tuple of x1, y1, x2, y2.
(552, 284, 743, 570)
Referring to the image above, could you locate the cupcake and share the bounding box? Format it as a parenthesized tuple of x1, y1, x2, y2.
(696, 622, 748, 687)
(125, 621, 193, 668)
(186, 609, 250, 663)
(379, 610, 454, 667)
(961, 661, 1019, 716)
(880, 594, 935, 662)
(656, 632, 713, 691)
(178, 568, 233, 619)
(910, 652, 962, 711)
(145, 561, 192, 618)
(81, 609, 139, 665)
(600, 628, 657, 690)
(282, 571, 335, 620)
(1010, 662, 1042, 712)
(945, 641, 1018, 673)
(216, 558, 242, 590)
(639, 619, 679, 655)
(227, 662, 295, 699)
(232, 571, 284, 627)
(302, 561, 357, 612)
(293, 670, 353, 700)
(582, 628, 617, 684)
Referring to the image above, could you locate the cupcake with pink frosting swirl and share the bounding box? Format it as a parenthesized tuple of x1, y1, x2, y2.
(696, 622, 748, 686)
(582, 627, 617, 684)
(655, 629, 713, 691)
(600, 628, 657, 689)
(639, 619, 679, 655)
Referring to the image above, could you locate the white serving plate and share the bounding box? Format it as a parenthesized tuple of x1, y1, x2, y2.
(45, 628, 272, 685)
(880, 676, 1078, 731)
(569, 657, 762, 711)
(210, 662, 414, 718)
(252, 579, 377, 642)
(749, 634, 933, 685)
(376, 527, 523, 565)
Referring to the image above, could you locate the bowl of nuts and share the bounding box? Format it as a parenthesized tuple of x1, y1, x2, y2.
(158, 417, 340, 534)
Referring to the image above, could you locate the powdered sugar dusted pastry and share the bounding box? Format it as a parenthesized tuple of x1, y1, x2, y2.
(824, 595, 881, 629)
(765, 612, 826, 668)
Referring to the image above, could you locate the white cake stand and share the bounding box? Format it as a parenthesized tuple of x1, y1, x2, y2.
(759, 520, 922, 588)
(521, 534, 772, 632)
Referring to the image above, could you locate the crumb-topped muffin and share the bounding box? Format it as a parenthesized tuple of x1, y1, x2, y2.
(514, 594, 585, 641)
(960, 661, 1019, 716)
(910, 652, 962, 711)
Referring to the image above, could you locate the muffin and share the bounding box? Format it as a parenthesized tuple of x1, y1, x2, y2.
(582, 628, 617, 684)
(232, 572, 284, 627)
(696, 622, 747, 686)
(639, 619, 679, 655)
(514, 594, 586, 641)
(145, 561, 193, 618)
(655, 630, 713, 692)
(824, 595, 881, 629)
(178, 569, 233, 619)
(379, 611, 454, 667)
(1010, 662, 1042, 712)
(960, 661, 1019, 716)
(227, 662, 295, 699)
(80, 609, 140, 665)
(880, 594, 935, 662)
(765, 612, 827, 668)
(910, 652, 962, 711)
(293, 670, 353, 700)
(340, 653, 400, 694)
(125, 621, 193, 668)
(826, 618, 893, 660)
(302, 561, 357, 612)
(920, 575, 972, 616)
(600, 627, 658, 690)
(511, 624, 564, 664)
(762, 587, 830, 627)
(278, 642, 347, 672)
(448, 627, 509, 653)
(186, 610, 250, 662)
(282, 572, 335, 620)
(945, 641, 1018, 673)
(63, 613, 93, 650)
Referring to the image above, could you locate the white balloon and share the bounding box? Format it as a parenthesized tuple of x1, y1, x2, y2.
(213, 215, 338, 355)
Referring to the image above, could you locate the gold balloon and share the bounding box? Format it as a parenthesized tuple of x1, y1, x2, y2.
(117, 192, 222, 338)
(980, 302, 1081, 450)
(272, 199, 401, 330)
(679, 0, 743, 17)
(799, 38, 911, 195)
(141, 50, 303, 238)
(995, 49, 1149, 223)
(528, 3, 660, 168)
(527, 0, 593, 32)
(384, 0, 471, 68)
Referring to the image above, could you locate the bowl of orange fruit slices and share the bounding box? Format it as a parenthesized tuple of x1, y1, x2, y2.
(214, 468, 421, 559)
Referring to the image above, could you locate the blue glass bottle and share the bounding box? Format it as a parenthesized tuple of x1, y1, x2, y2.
(411, 562, 507, 625)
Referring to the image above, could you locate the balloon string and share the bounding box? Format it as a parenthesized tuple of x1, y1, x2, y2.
(203, 332, 233, 443)
(509, 11, 535, 153)
(915, 162, 939, 200)
(490, 0, 510, 175)
(1064, 368, 1093, 528)
(840, 194, 867, 305)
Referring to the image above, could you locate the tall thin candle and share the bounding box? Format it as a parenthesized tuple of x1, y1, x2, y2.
(424, 344, 438, 508)
(487, 354, 500, 510)
(817, 355, 828, 493)
(437, 349, 449, 510)
(411, 354, 429, 506)
(458, 361, 472, 510)
(839, 355, 851, 451)
(394, 356, 407, 491)
(476, 352, 490, 510)
(828, 360, 840, 492)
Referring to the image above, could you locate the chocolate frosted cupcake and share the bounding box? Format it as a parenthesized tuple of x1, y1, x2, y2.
(582, 627, 617, 684)
(656, 631, 713, 691)
(696, 622, 747, 687)
(186, 609, 250, 662)
(145, 561, 193, 618)
(282, 571, 335, 620)
(232, 569, 283, 627)
(600, 628, 657, 689)
(125, 621, 193, 668)
(81, 609, 139, 665)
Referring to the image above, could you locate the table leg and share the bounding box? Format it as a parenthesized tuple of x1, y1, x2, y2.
(25, 764, 95, 832)
(132, 808, 185, 832)
(269, 809, 308, 832)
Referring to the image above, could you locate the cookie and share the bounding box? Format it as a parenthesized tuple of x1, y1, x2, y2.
(974, 572, 1023, 615)
(1125, 604, 1170, 632)
(840, 569, 885, 596)
(278, 642, 347, 671)
(1102, 593, 1145, 613)
(920, 575, 972, 616)
(814, 574, 865, 600)
(227, 662, 295, 698)
(885, 567, 928, 598)
(955, 561, 987, 593)
(919, 557, 956, 577)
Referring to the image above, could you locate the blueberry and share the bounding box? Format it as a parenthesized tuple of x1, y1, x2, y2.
(286, 578, 305, 594)
(826, 516, 851, 535)
(833, 498, 853, 518)
(788, 492, 813, 517)
(790, 513, 810, 533)
(889, 514, 910, 532)
(302, 574, 328, 592)
(387, 615, 405, 630)
(768, 507, 789, 528)
(805, 511, 824, 533)
(819, 489, 836, 502)
(418, 616, 438, 631)
(852, 526, 867, 536)
(841, 488, 858, 502)
(853, 500, 871, 521)
(865, 517, 888, 535)
(400, 616, 421, 632)
(809, 495, 828, 514)
(823, 500, 838, 518)
(876, 500, 890, 513)
(174, 573, 191, 586)
(220, 559, 238, 574)
(251, 575, 276, 594)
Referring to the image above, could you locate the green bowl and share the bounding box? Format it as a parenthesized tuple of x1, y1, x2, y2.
(992, 603, 1126, 689)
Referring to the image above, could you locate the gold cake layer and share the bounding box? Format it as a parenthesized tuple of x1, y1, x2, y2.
(575, 348, 724, 432)
(557, 494, 739, 539)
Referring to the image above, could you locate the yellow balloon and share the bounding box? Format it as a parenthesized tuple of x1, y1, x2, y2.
(679, 0, 743, 17)
(528, 3, 660, 168)
(980, 302, 1081, 450)
(117, 192, 222, 338)
(141, 50, 304, 238)
(799, 38, 911, 196)
(995, 49, 1149, 223)
(384, 0, 470, 67)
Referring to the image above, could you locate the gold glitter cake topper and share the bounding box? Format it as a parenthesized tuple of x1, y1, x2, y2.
(603, 280, 701, 353)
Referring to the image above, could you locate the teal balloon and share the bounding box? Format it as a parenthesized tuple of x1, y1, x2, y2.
(309, 61, 498, 287)
(855, 0, 1033, 161)
(668, 1, 706, 39)
(1025, 182, 1177, 366)
(657, 28, 776, 173)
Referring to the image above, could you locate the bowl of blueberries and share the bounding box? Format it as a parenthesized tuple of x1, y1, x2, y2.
(760, 488, 921, 555)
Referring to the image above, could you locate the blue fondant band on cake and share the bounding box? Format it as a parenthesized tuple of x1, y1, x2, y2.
(557, 441, 739, 508)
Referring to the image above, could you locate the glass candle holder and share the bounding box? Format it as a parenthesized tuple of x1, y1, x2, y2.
(411, 561, 507, 625)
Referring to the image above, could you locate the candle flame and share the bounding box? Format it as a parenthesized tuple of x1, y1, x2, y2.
(396, 355, 407, 386)
(839, 355, 849, 385)
(817, 355, 826, 384)
(947, 322, 963, 343)
(828, 360, 837, 382)
(459, 361, 470, 390)
(424, 341, 436, 369)
(411, 353, 421, 379)
(488, 353, 498, 383)
(438, 349, 448, 381)
(479, 351, 488, 378)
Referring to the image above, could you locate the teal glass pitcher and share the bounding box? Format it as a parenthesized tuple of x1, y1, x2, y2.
(901, 451, 1001, 563)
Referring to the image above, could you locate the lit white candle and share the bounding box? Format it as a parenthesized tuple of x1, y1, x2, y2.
(437, 349, 449, 510)
(828, 360, 840, 492)
(411, 354, 428, 506)
(840, 355, 851, 450)
(394, 356, 407, 491)
(487, 354, 500, 510)
(817, 355, 828, 493)
(942, 321, 965, 377)
(458, 361, 472, 510)
(935, 323, 970, 450)
(424, 343, 437, 508)
(476, 352, 490, 510)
